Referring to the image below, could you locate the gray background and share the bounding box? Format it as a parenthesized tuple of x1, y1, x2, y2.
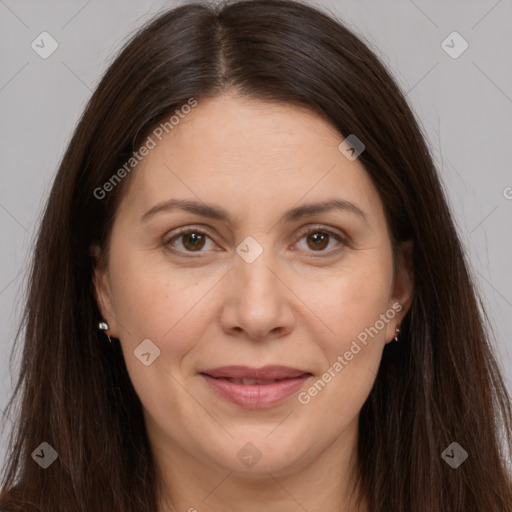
(1, 0, 511, 469)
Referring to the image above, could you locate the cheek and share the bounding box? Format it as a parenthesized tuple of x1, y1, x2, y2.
(107, 246, 225, 372)
(293, 254, 392, 413)
(294, 251, 393, 349)
(106, 250, 217, 418)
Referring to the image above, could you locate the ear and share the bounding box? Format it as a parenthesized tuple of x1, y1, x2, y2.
(385, 239, 414, 343)
(90, 244, 119, 338)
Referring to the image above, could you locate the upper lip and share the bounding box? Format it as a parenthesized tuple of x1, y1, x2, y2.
(199, 365, 311, 380)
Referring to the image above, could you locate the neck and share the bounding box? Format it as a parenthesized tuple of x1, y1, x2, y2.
(152, 416, 368, 512)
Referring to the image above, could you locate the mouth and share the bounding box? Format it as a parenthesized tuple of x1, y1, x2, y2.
(209, 377, 299, 385)
(198, 365, 313, 409)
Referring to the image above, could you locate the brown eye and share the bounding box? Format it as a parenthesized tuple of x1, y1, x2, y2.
(166, 229, 216, 253)
(306, 232, 330, 251)
(295, 227, 347, 255)
(181, 232, 206, 251)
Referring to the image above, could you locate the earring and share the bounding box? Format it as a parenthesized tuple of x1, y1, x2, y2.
(394, 326, 401, 343)
(98, 320, 112, 343)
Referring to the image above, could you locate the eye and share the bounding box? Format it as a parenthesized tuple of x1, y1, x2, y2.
(165, 228, 217, 254)
(164, 225, 348, 257)
(293, 225, 348, 255)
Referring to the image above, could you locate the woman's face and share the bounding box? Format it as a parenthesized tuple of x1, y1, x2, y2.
(94, 93, 413, 480)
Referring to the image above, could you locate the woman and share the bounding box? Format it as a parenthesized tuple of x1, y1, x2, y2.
(1, 0, 511, 510)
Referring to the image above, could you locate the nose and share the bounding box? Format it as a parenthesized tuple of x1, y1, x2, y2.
(218, 248, 296, 341)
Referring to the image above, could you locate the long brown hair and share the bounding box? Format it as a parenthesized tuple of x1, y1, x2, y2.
(1, 1, 511, 510)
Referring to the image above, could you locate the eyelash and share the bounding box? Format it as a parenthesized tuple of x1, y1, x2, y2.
(164, 225, 349, 258)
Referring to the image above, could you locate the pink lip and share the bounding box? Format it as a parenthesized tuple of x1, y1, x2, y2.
(199, 365, 312, 409)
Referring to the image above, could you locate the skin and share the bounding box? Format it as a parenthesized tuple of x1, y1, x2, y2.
(93, 93, 414, 512)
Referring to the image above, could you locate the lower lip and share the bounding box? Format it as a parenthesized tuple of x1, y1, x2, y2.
(201, 374, 311, 409)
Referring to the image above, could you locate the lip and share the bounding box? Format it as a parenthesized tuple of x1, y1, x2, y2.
(199, 365, 312, 409)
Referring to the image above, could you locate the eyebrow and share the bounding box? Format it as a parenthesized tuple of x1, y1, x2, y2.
(140, 198, 368, 225)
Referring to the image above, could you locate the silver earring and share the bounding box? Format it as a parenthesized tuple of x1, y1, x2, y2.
(98, 321, 112, 343)
(394, 326, 401, 343)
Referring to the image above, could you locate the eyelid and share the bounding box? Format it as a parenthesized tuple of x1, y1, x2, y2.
(294, 224, 349, 244)
(164, 224, 216, 242)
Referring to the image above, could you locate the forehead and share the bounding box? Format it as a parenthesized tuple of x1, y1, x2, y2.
(118, 94, 384, 228)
